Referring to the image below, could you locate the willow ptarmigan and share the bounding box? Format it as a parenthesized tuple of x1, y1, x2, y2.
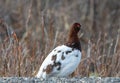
(36, 23, 82, 79)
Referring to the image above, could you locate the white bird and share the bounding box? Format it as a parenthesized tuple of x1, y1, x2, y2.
(36, 23, 82, 79)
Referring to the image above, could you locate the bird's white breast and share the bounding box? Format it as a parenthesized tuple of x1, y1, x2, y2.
(36, 45, 81, 79)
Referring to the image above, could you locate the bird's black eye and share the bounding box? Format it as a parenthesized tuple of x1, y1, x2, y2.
(75, 26, 80, 31)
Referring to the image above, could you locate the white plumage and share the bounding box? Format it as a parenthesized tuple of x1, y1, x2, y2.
(36, 45, 81, 79)
(36, 23, 82, 79)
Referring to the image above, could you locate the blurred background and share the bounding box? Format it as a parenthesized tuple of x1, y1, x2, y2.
(0, 0, 120, 77)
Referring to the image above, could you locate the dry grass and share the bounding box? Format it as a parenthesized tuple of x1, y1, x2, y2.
(0, 0, 120, 77)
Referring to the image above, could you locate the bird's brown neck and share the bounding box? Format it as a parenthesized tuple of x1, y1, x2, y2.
(65, 32, 81, 51)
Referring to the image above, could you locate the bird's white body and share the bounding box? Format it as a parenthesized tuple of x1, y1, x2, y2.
(36, 45, 81, 79)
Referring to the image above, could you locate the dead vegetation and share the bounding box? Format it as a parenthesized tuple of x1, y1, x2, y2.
(0, 0, 120, 77)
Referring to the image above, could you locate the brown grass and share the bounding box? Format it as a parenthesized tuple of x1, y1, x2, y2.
(0, 0, 120, 77)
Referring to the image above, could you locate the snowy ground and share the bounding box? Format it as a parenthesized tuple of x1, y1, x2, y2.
(0, 77, 120, 83)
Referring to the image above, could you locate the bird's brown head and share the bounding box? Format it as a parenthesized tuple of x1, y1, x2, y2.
(68, 23, 81, 38)
(66, 23, 82, 51)
(70, 23, 81, 34)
